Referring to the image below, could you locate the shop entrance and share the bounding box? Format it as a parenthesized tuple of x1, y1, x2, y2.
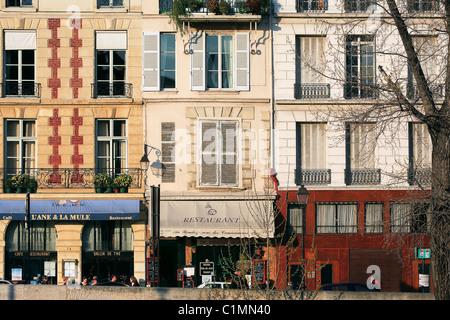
(82, 252, 133, 283)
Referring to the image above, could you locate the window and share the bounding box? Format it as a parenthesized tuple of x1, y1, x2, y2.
(390, 203, 429, 233)
(345, 123, 380, 185)
(365, 203, 383, 233)
(297, 0, 328, 12)
(407, 0, 440, 12)
(96, 119, 127, 174)
(287, 204, 303, 234)
(295, 122, 330, 185)
(6, 0, 32, 7)
(82, 221, 133, 252)
(143, 32, 176, 91)
(295, 36, 329, 99)
(97, 0, 124, 8)
(344, 0, 373, 12)
(191, 32, 249, 91)
(6, 221, 56, 252)
(200, 120, 238, 186)
(408, 123, 432, 185)
(345, 35, 375, 99)
(5, 119, 36, 177)
(316, 203, 358, 234)
(4, 30, 37, 97)
(161, 122, 175, 183)
(95, 31, 128, 97)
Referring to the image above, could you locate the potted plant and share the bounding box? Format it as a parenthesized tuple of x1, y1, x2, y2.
(114, 174, 132, 193)
(11, 174, 29, 193)
(4, 178, 14, 193)
(93, 173, 110, 193)
(188, 0, 205, 13)
(219, 0, 231, 15)
(206, 0, 220, 14)
(106, 179, 116, 193)
(26, 177, 38, 193)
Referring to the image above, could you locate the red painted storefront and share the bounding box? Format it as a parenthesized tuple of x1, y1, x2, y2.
(271, 189, 432, 292)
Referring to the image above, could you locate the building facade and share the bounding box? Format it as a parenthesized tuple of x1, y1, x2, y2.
(0, 0, 146, 285)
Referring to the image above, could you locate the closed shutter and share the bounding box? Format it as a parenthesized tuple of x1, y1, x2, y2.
(161, 122, 175, 183)
(200, 121, 218, 185)
(143, 32, 160, 91)
(235, 33, 250, 91)
(220, 121, 238, 185)
(191, 32, 205, 91)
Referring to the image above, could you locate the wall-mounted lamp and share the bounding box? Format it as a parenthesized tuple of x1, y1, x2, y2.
(296, 185, 309, 206)
(140, 144, 166, 178)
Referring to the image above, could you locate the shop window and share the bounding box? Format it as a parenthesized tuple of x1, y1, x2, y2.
(390, 202, 430, 233)
(6, 221, 56, 252)
(82, 221, 133, 252)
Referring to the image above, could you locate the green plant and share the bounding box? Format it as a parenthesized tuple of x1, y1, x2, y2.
(27, 177, 38, 190)
(4, 178, 13, 188)
(188, 0, 205, 12)
(11, 174, 28, 188)
(93, 173, 111, 188)
(219, 0, 231, 14)
(168, 0, 189, 32)
(206, 0, 220, 13)
(114, 174, 132, 187)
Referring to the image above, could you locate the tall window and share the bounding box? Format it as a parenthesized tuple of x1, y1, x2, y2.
(407, 0, 440, 12)
(6, 0, 32, 7)
(316, 203, 358, 234)
(287, 204, 303, 234)
(207, 35, 233, 89)
(295, 122, 330, 185)
(95, 31, 127, 97)
(345, 35, 375, 99)
(295, 36, 329, 99)
(5, 119, 36, 177)
(161, 34, 176, 89)
(200, 120, 238, 186)
(4, 30, 36, 97)
(390, 203, 429, 234)
(82, 221, 133, 252)
(365, 203, 383, 233)
(409, 123, 431, 171)
(6, 221, 57, 252)
(344, 0, 373, 12)
(96, 119, 127, 174)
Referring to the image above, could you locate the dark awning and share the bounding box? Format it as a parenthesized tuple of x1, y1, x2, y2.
(0, 200, 140, 221)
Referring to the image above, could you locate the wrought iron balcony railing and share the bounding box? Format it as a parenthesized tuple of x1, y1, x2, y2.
(344, 0, 375, 12)
(159, 0, 267, 14)
(345, 168, 381, 185)
(295, 169, 332, 185)
(408, 167, 432, 186)
(407, 0, 441, 12)
(297, 0, 328, 12)
(407, 83, 444, 100)
(344, 83, 378, 99)
(2, 82, 41, 98)
(295, 83, 330, 99)
(91, 82, 132, 99)
(1, 168, 142, 191)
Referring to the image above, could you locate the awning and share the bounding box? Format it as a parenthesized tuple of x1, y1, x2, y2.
(160, 200, 275, 239)
(0, 200, 140, 221)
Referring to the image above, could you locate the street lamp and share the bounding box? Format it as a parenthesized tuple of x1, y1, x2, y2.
(296, 185, 309, 290)
(140, 144, 166, 178)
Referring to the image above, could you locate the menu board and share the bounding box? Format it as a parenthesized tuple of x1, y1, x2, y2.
(252, 259, 266, 285)
(147, 258, 159, 283)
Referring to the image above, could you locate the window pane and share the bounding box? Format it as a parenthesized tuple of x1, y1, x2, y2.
(161, 52, 175, 71)
(5, 66, 18, 80)
(22, 66, 35, 80)
(207, 71, 218, 88)
(97, 66, 110, 81)
(113, 51, 126, 65)
(97, 50, 110, 65)
(316, 204, 336, 233)
(6, 121, 19, 137)
(161, 34, 175, 51)
(97, 120, 110, 136)
(161, 71, 176, 89)
(113, 66, 125, 80)
(22, 50, 34, 64)
(23, 121, 36, 137)
(5, 50, 18, 64)
(113, 120, 126, 137)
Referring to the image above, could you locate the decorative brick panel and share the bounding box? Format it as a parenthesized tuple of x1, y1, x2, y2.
(49, 109, 62, 174)
(71, 108, 84, 182)
(70, 19, 83, 99)
(48, 19, 61, 99)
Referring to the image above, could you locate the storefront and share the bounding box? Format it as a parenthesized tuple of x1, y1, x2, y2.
(0, 199, 142, 284)
(160, 198, 275, 287)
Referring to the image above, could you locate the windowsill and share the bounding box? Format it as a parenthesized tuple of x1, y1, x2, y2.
(2, 7, 37, 12)
(195, 186, 245, 191)
(95, 7, 128, 13)
(0, 97, 40, 104)
(198, 90, 240, 95)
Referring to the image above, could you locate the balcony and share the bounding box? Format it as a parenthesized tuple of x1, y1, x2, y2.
(345, 168, 381, 185)
(407, 0, 441, 12)
(344, 83, 378, 100)
(2, 82, 41, 98)
(408, 167, 432, 186)
(295, 83, 330, 99)
(344, 0, 374, 13)
(407, 83, 444, 101)
(295, 169, 331, 185)
(1, 168, 142, 193)
(296, 0, 328, 12)
(91, 83, 132, 99)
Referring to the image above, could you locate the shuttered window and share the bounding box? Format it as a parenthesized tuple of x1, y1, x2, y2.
(143, 32, 159, 91)
(161, 122, 175, 183)
(200, 120, 238, 186)
(191, 33, 249, 91)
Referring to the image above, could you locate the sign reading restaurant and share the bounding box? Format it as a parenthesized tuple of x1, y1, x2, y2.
(0, 200, 140, 221)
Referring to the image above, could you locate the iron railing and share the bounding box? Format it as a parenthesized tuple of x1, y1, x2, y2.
(295, 83, 330, 99)
(407, 83, 444, 100)
(344, 0, 376, 12)
(296, 0, 328, 12)
(2, 82, 41, 98)
(159, 0, 263, 14)
(1, 168, 142, 191)
(408, 167, 432, 186)
(345, 168, 381, 185)
(344, 83, 378, 99)
(407, 0, 441, 12)
(295, 169, 332, 185)
(91, 83, 133, 98)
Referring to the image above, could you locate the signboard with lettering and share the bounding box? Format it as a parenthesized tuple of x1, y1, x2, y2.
(200, 261, 214, 276)
(147, 257, 159, 283)
(415, 248, 431, 259)
(252, 259, 266, 285)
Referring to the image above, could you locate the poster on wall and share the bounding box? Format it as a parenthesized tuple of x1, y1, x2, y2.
(44, 261, 56, 277)
(11, 268, 22, 281)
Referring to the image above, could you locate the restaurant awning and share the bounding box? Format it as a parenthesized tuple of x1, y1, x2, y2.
(0, 200, 140, 221)
(160, 200, 275, 239)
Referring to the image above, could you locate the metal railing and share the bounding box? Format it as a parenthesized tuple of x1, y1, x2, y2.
(408, 167, 432, 186)
(91, 83, 133, 99)
(295, 83, 330, 99)
(296, 0, 328, 12)
(407, 83, 444, 100)
(2, 82, 41, 98)
(295, 169, 332, 185)
(1, 168, 142, 191)
(344, 0, 375, 12)
(344, 83, 378, 99)
(345, 168, 381, 185)
(407, 0, 441, 12)
(159, 0, 264, 14)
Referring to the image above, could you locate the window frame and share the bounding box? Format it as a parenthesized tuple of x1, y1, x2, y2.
(364, 202, 383, 234)
(95, 49, 127, 97)
(4, 49, 36, 97)
(160, 33, 176, 90)
(5, 0, 33, 7)
(315, 203, 358, 234)
(4, 119, 36, 177)
(95, 119, 128, 174)
(287, 203, 304, 234)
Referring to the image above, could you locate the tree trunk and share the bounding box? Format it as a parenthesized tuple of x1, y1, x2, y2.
(429, 123, 450, 300)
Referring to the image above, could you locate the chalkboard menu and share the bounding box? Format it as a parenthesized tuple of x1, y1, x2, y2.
(252, 259, 266, 284)
(147, 258, 159, 283)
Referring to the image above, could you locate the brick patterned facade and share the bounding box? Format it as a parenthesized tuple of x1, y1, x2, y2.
(70, 19, 83, 99)
(49, 108, 62, 183)
(48, 19, 61, 99)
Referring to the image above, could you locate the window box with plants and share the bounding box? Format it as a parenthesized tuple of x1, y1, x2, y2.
(114, 174, 132, 193)
(93, 173, 112, 193)
(4, 174, 38, 193)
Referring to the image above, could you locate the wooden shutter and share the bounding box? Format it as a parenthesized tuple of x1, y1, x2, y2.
(191, 32, 205, 91)
(143, 32, 160, 91)
(220, 121, 238, 185)
(200, 121, 218, 185)
(161, 122, 175, 183)
(235, 33, 250, 91)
